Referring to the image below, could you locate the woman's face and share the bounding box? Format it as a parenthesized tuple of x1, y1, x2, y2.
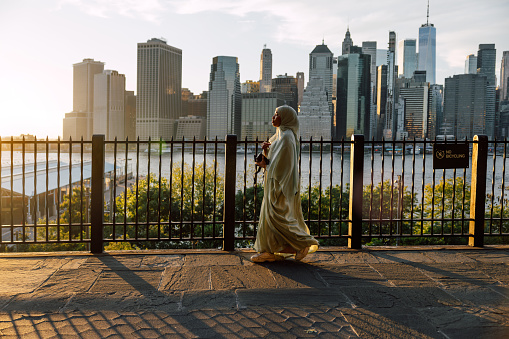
(272, 110, 282, 127)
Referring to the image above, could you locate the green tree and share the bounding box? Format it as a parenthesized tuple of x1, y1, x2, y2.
(362, 180, 416, 244)
(112, 162, 224, 249)
(419, 177, 471, 244)
(301, 184, 349, 245)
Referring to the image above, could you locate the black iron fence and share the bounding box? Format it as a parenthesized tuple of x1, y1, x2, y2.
(1, 134, 508, 253)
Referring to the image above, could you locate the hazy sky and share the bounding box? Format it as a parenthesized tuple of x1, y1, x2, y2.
(1, 0, 508, 138)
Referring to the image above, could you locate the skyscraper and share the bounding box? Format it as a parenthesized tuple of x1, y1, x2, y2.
(418, 2, 436, 84)
(342, 27, 353, 55)
(428, 84, 443, 139)
(477, 44, 497, 138)
(271, 74, 298, 112)
(207, 56, 241, 139)
(136, 38, 182, 141)
(501, 51, 509, 101)
(309, 41, 334, 116)
(398, 39, 417, 79)
(93, 70, 126, 140)
(336, 53, 371, 139)
(477, 44, 497, 86)
(444, 74, 487, 139)
(362, 41, 377, 138)
(376, 65, 388, 139)
(296, 72, 305, 108)
(260, 46, 272, 93)
(465, 54, 478, 74)
(241, 80, 259, 94)
(299, 77, 331, 140)
(394, 76, 429, 140)
(385, 31, 398, 139)
(241, 92, 284, 140)
(63, 58, 104, 140)
(124, 91, 136, 141)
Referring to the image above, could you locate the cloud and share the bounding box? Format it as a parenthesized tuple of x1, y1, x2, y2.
(57, 0, 167, 23)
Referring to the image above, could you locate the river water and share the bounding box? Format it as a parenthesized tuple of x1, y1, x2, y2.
(2, 150, 509, 199)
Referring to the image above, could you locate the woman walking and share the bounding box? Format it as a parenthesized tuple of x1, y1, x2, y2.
(251, 105, 319, 263)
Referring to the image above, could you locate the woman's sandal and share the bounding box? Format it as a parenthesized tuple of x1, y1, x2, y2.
(251, 252, 281, 262)
(295, 246, 309, 261)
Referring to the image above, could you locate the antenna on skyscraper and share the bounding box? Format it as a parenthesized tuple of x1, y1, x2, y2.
(426, 0, 429, 25)
(264, 44, 266, 49)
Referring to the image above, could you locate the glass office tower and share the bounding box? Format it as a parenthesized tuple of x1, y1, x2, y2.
(136, 38, 182, 141)
(398, 39, 417, 79)
(207, 56, 241, 139)
(418, 24, 436, 84)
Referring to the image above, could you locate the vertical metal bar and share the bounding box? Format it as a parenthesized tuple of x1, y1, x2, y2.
(123, 137, 128, 240)
(469, 135, 488, 247)
(0, 136, 2, 238)
(33, 137, 37, 241)
(369, 138, 375, 237)
(339, 137, 345, 235)
(389, 138, 395, 236)
(489, 138, 497, 234)
(45, 137, 49, 240)
(379, 138, 385, 235)
(180, 138, 184, 239)
(68, 137, 72, 241)
(191, 137, 196, 239)
(169, 137, 174, 238)
(499, 139, 507, 235)
(348, 134, 364, 249)
(461, 146, 468, 235)
(90, 135, 105, 254)
(213, 137, 218, 239)
(135, 137, 140, 240)
(308, 137, 312, 226)
(223, 134, 237, 251)
(57, 137, 60, 242)
(410, 138, 416, 234)
(431, 148, 436, 236)
(80, 137, 84, 241)
(421, 139, 427, 236)
(400, 138, 406, 237)
(146, 137, 151, 239)
(242, 137, 247, 239)
(22, 137, 26, 241)
(10, 137, 14, 241)
(318, 138, 323, 237)
(158, 138, 162, 239)
(441, 165, 446, 236)
(113, 137, 117, 240)
(329, 138, 333, 237)
(451, 137, 459, 235)
(202, 138, 207, 238)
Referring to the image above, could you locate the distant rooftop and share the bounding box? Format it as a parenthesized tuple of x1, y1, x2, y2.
(311, 43, 332, 54)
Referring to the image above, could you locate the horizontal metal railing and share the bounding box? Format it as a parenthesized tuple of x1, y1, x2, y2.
(1, 134, 508, 253)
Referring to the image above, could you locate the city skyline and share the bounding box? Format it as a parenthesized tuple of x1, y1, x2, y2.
(1, 0, 508, 138)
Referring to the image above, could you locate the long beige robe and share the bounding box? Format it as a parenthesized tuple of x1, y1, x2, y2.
(253, 128, 319, 254)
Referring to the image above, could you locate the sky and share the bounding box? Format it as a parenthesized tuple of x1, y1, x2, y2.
(1, 0, 508, 138)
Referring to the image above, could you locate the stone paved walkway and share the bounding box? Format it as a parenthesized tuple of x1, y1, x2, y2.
(0, 246, 508, 338)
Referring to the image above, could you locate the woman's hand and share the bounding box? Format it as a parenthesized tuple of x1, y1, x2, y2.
(255, 157, 267, 169)
(262, 141, 271, 157)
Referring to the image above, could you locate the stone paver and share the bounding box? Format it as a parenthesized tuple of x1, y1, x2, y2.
(0, 246, 507, 338)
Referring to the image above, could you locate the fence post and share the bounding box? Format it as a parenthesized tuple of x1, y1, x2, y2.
(223, 134, 237, 251)
(348, 134, 364, 249)
(91, 134, 105, 254)
(469, 134, 488, 247)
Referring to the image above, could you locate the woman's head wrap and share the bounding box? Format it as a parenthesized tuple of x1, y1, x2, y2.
(276, 105, 299, 139)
